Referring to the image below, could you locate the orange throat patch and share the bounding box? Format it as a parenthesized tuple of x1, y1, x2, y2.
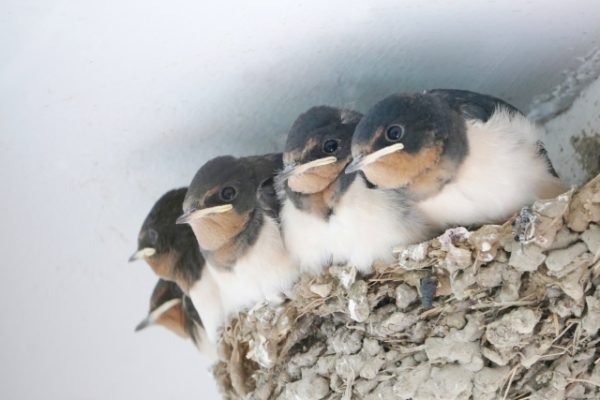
(189, 211, 250, 252)
(287, 162, 344, 194)
(157, 305, 189, 338)
(362, 146, 442, 190)
(145, 251, 178, 280)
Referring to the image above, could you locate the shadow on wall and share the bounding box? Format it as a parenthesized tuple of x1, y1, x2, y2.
(154, 22, 600, 188)
(541, 72, 600, 186)
(170, 48, 600, 187)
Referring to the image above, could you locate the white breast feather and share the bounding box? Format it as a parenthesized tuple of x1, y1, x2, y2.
(418, 109, 564, 228)
(188, 269, 224, 343)
(281, 177, 430, 274)
(332, 178, 430, 272)
(280, 200, 337, 274)
(193, 323, 219, 362)
(207, 216, 299, 320)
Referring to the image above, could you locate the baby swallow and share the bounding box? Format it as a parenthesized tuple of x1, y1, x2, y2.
(177, 154, 299, 319)
(129, 188, 195, 280)
(135, 279, 218, 361)
(129, 188, 224, 342)
(347, 89, 565, 229)
(277, 106, 430, 274)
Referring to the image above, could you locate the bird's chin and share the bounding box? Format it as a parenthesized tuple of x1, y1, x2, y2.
(288, 174, 331, 194)
(189, 211, 250, 251)
(157, 310, 189, 339)
(359, 157, 410, 189)
(145, 251, 176, 280)
(287, 165, 342, 194)
(361, 148, 442, 190)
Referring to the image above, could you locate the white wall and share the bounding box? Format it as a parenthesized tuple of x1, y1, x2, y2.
(1, 1, 599, 399)
(542, 74, 600, 185)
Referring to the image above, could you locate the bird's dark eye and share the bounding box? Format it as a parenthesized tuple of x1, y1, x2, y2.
(385, 125, 405, 142)
(220, 186, 237, 202)
(323, 139, 339, 154)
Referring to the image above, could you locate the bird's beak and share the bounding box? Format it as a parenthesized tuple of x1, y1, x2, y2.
(134, 317, 151, 332)
(280, 156, 338, 180)
(345, 143, 405, 174)
(128, 247, 156, 262)
(176, 204, 234, 224)
(134, 298, 182, 332)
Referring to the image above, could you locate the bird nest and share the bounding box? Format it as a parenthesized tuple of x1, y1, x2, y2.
(213, 174, 600, 400)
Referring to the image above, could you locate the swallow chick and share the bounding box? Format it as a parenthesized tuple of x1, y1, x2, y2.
(129, 188, 224, 342)
(347, 89, 565, 229)
(177, 154, 299, 319)
(135, 279, 218, 361)
(277, 106, 430, 274)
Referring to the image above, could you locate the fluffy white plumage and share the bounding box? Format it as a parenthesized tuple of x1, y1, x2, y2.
(418, 109, 565, 228)
(205, 215, 299, 321)
(192, 323, 219, 362)
(187, 269, 224, 344)
(280, 176, 430, 274)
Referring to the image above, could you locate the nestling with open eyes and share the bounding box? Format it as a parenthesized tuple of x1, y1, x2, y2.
(129, 188, 224, 342)
(177, 154, 299, 319)
(135, 279, 218, 361)
(277, 106, 431, 274)
(346, 89, 565, 229)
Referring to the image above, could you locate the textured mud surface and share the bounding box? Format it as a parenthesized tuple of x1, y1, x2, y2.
(571, 133, 600, 179)
(214, 174, 600, 400)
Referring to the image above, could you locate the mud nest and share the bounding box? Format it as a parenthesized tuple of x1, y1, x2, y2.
(213, 174, 600, 400)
